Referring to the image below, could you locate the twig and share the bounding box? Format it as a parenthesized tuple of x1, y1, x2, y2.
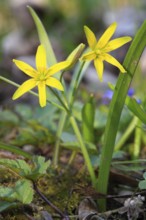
(106, 190, 146, 199)
(32, 181, 69, 220)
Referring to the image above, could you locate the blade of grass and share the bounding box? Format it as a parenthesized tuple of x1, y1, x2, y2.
(27, 6, 57, 66)
(0, 142, 32, 159)
(133, 119, 142, 159)
(27, 6, 66, 105)
(115, 116, 139, 151)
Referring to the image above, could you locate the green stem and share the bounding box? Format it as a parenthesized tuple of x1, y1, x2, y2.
(53, 111, 67, 167)
(52, 89, 96, 187)
(133, 119, 142, 159)
(69, 61, 85, 106)
(49, 88, 70, 113)
(68, 150, 77, 166)
(115, 116, 138, 151)
(52, 95, 96, 186)
(97, 20, 146, 210)
(70, 116, 96, 188)
(49, 89, 70, 167)
(0, 76, 65, 111)
(0, 142, 32, 159)
(53, 61, 86, 167)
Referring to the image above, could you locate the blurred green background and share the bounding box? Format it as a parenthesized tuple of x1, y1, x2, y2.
(0, 0, 145, 52)
(0, 0, 146, 105)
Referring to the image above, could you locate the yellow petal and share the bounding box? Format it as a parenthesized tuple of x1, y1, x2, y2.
(104, 53, 126, 73)
(96, 22, 117, 49)
(105, 36, 132, 52)
(46, 77, 64, 91)
(38, 81, 46, 107)
(84, 26, 97, 49)
(94, 58, 104, 81)
(81, 51, 96, 61)
(12, 79, 36, 100)
(47, 61, 71, 76)
(13, 59, 37, 77)
(36, 44, 47, 70)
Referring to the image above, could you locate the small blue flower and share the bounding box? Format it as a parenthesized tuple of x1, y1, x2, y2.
(102, 88, 141, 105)
(102, 89, 113, 105)
(102, 89, 113, 100)
(127, 88, 135, 97)
(136, 99, 141, 104)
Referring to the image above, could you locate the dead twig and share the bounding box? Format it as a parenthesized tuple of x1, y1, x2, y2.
(32, 181, 70, 220)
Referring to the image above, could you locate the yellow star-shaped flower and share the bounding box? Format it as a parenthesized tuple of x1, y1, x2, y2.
(12, 44, 71, 107)
(81, 22, 132, 81)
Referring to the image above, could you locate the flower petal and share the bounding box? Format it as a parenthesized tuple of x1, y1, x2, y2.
(36, 44, 47, 70)
(84, 26, 97, 49)
(81, 51, 96, 61)
(47, 61, 71, 76)
(96, 22, 117, 49)
(94, 58, 104, 81)
(104, 53, 126, 73)
(13, 59, 37, 77)
(38, 81, 46, 107)
(12, 79, 36, 100)
(46, 77, 64, 91)
(105, 36, 132, 52)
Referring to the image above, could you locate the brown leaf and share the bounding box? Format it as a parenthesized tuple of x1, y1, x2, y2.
(78, 197, 98, 220)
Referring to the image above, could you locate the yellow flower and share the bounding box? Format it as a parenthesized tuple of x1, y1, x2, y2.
(81, 22, 132, 81)
(12, 44, 71, 107)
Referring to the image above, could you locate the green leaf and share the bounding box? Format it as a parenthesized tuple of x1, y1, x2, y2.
(0, 187, 16, 202)
(143, 172, 146, 179)
(68, 49, 91, 104)
(94, 107, 107, 129)
(0, 179, 33, 204)
(0, 201, 17, 212)
(15, 104, 33, 120)
(109, 82, 146, 124)
(0, 142, 32, 159)
(27, 6, 57, 67)
(0, 158, 31, 176)
(14, 179, 33, 204)
(139, 179, 146, 190)
(61, 132, 97, 153)
(61, 132, 77, 143)
(0, 156, 51, 181)
(11, 127, 39, 146)
(125, 97, 146, 124)
(28, 6, 64, 102)
(0, 110, 19, 124)
(97, 20, 146, 207)
(82, 95, 95, 142)
(27, 156, 51, 180)
(33, 156, 51, 174)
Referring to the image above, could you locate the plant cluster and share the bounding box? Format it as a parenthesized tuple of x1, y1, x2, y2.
(0, 5, 146, 219)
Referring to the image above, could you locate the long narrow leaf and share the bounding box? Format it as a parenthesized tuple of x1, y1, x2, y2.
(126, 97, 146, 124)
(27, 6, 57, 66)
(97, 20, 146, 209)
(82, 95, 95, 142)
(0, 142, 32, 159)
(109, 82, 146, 124)
(28, 6, 65, 103)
